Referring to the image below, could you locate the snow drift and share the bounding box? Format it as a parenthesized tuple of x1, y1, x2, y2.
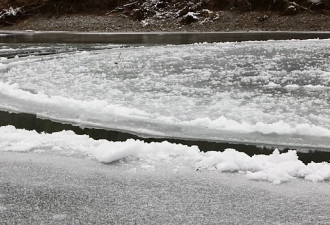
(1, 125, 329, 184)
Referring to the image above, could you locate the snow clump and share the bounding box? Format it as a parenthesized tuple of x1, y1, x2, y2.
(1, 125, 330, 184)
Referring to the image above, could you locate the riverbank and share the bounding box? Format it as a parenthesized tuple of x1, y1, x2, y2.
(1, 11, 330, 32)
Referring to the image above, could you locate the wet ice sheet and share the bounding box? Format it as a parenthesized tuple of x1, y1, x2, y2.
(0, 39, 330, 148)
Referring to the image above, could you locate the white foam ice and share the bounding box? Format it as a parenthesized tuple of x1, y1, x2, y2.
(0, 39, 330, 148)
(1, 125, 329, 184)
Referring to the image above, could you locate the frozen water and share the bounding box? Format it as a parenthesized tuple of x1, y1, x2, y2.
(0, 39, 330, 149)
(1, 151, 330, 224)
(2, 40, 330, 225)
(0, 43, 121, 58)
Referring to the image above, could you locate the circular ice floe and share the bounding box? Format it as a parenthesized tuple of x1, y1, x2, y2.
(0, 39, 329, 147)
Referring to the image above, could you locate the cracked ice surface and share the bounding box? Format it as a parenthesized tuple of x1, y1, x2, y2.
(0, 39, 329, 149)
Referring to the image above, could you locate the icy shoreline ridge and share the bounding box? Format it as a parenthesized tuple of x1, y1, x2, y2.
(0, 39, 330, 148)
(1, 81, 330, 137)
(1, 125, 330, 184)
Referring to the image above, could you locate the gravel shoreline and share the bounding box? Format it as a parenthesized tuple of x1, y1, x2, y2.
(1, 11, 329, 32)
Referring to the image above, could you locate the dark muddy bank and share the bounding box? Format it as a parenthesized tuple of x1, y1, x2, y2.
(1, 0, 329, 32)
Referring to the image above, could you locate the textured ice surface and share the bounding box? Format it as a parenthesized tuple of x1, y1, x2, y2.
(0, 43, 120, 58)
(0, 40, 330, 148)
(1, 125, 330, 183)
(1, 152, 330, 224)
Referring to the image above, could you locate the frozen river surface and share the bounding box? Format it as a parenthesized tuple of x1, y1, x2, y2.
(0, 39, 330, 149)
(0, 39, 330, 183)
(1, 39, 330, 223)
(1, 152, 330, 225)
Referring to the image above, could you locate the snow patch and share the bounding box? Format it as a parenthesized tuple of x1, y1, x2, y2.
(284, 84, 300, 91)
(1, 126, 330, 184)
(0, 7, 21, 19)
